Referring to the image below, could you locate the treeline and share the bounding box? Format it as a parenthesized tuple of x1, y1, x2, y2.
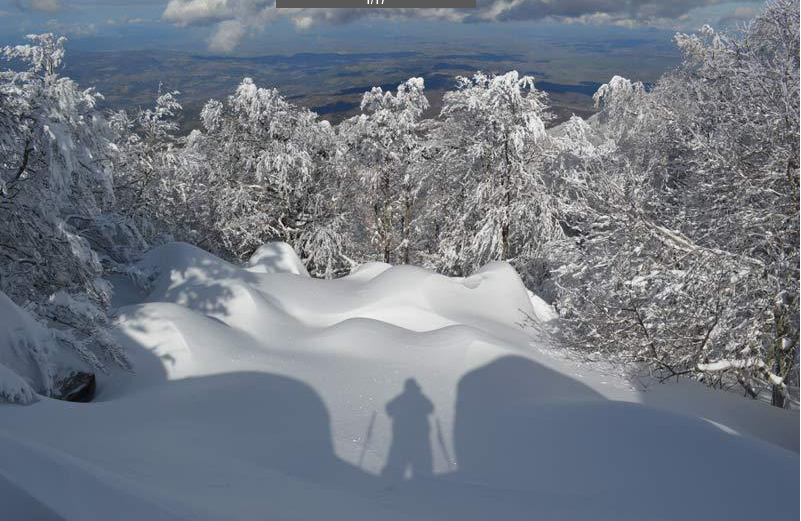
(1, 1, 798, 406)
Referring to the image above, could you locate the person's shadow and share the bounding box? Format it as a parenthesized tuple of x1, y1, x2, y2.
(381, 378, 434, 481)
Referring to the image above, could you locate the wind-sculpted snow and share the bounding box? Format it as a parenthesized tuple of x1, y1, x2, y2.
(1, 242, 798, 520)
(136, 242, 535, 344)
(246, 242, 310, 276)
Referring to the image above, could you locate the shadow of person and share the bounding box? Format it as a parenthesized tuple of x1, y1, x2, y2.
(381, 378, 434, 482)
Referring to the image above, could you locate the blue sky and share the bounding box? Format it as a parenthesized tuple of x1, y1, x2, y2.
(0, 1, 765, 54)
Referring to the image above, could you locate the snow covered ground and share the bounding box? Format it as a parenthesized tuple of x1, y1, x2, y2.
(1, 242, 798, 520)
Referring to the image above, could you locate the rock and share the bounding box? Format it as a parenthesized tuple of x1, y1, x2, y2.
(53, 372, 96, 403)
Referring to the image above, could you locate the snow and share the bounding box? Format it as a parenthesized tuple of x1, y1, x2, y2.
(246, 242, 310, 276)
(1, 242, 797, 520)
(526, 289, 558, 323)
(0, 362, 37, 405)
(0, 291, 63, 402)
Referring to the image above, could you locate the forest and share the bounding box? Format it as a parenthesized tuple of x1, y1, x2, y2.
(1, 0, 798, 408)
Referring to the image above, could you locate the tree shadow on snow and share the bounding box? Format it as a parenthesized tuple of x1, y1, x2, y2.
(151, 256, 256, 317)
(449, 355, 798, 520)
(111, 248, 290, 323)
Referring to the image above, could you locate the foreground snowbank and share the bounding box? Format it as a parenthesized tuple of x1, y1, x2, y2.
(0, 292, 73, 404)
(1, 242, 797, 520)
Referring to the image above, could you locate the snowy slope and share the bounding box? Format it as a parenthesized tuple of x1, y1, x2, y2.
(0, 292, 79, 404)
(1, 242, 798, 520)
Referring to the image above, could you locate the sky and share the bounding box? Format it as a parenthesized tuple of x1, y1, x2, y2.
(0, 0, 766, 55)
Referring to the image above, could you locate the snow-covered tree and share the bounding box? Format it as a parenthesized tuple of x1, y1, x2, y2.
(187, 78, 348, 275)
(108, 85, 188, 245)
(339, 77, 429, 264)
(435, 71, 561, 282)
(550, 0, 799, 407)
(0, 34, 130, 393)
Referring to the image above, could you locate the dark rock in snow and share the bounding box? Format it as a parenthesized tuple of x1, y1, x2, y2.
(53, 372, 96, 403)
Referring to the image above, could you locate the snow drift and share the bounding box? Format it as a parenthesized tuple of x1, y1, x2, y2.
(0, 292, 64, 404)
(1, 242, 797, 520)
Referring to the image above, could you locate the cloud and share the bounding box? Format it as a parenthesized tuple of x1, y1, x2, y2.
(15, 0, 63, 13)
(716, 4, 761, 26)
(291, 15, 313, 31)
(160, 0, 752, 52)
(209, 19, 246, 52)
(163, 0, 275, 27)
(104, 15, 147, 25)
(44, 18, 96, 36)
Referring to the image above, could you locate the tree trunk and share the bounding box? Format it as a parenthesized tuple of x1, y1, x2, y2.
(401, 188, 413, 265)
(501, 134, 512, 261)
(382, 169, 393, 264)
(771, 302, 788, 408)
(501, 222, 510, 261)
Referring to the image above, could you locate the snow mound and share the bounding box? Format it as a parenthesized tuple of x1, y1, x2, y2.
(525, 290, 557, 323)
(0, 362, 37, 405)
(246, 242, 309, 276)
(133, 242, 297, 334)
(348, 262, 392, 280)
(138, 241, 237, 277)
(0, 292, 60, 403)
(2, 242, 798, 520)
(347, 261, 392, 281)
